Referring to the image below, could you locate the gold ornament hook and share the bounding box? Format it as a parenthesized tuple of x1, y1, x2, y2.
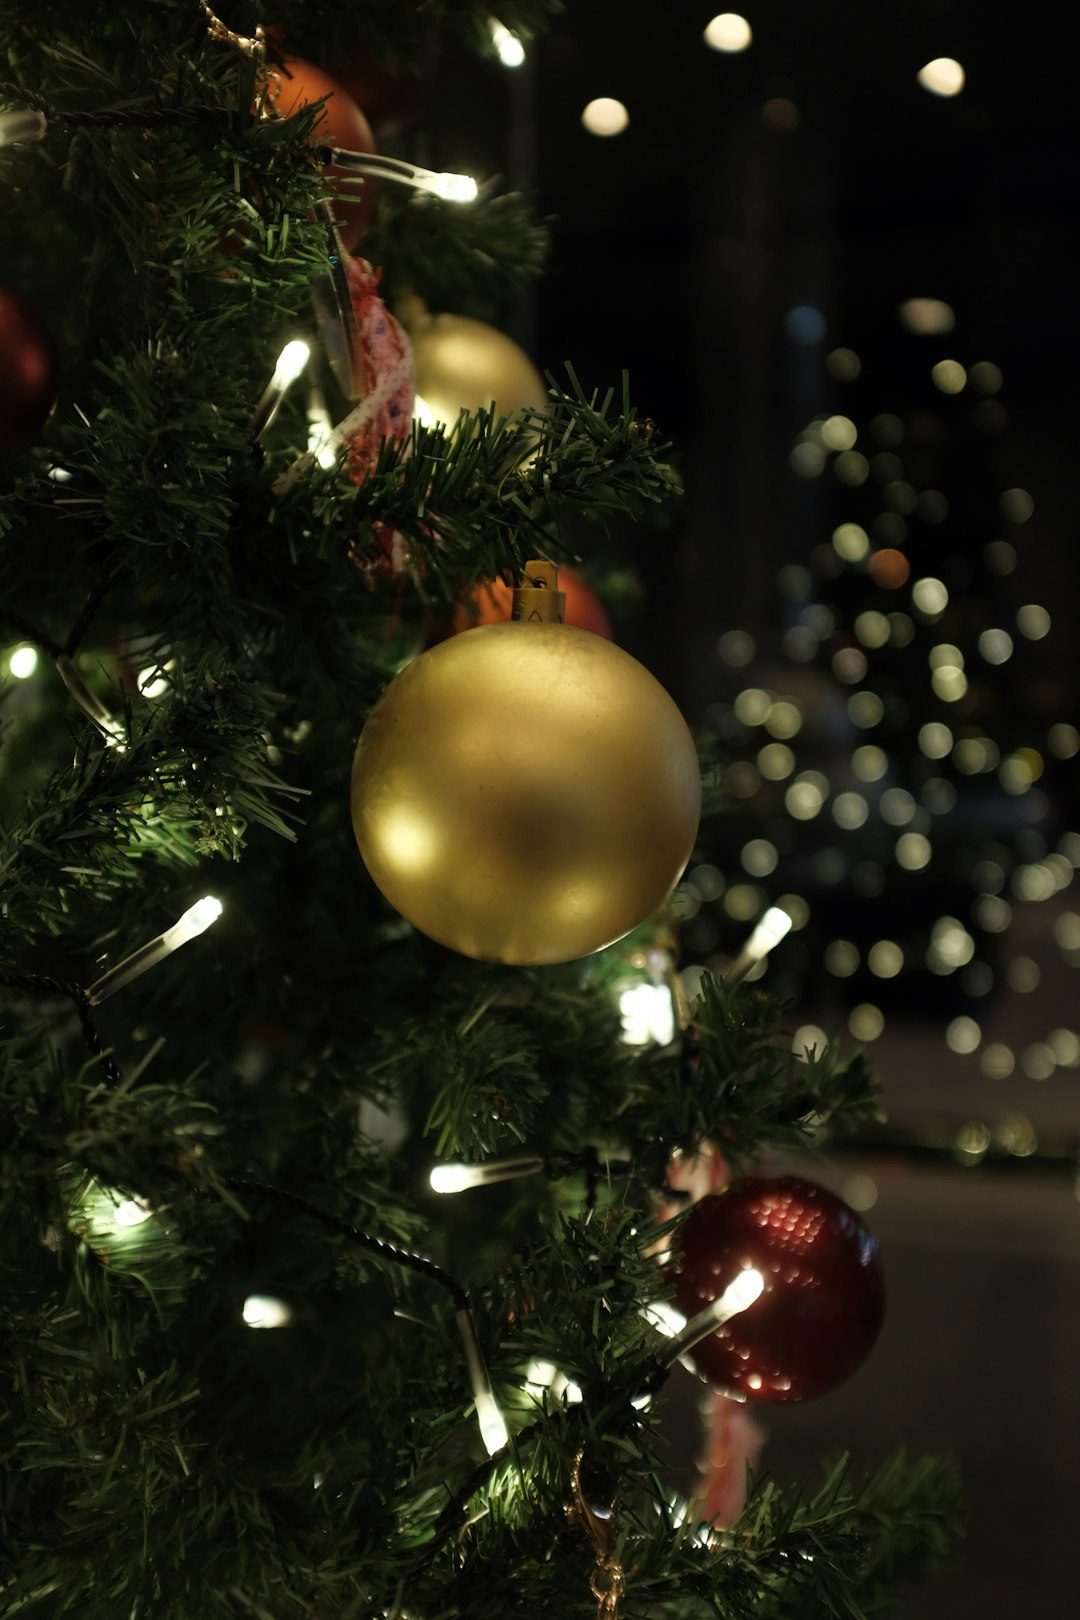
(198, 1, 266, 62)
(568, 1450, 625, 1620)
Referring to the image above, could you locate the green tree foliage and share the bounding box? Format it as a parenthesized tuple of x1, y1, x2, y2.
(1, 5, 959, 1616)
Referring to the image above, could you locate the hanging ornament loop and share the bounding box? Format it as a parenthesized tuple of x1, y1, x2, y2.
(568, 1450, 626, 1620)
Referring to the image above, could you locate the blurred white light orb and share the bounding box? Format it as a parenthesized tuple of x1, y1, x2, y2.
(918, 58, 965, 96)
(704, 14, 752, 52)
(582, 98, 629, 136)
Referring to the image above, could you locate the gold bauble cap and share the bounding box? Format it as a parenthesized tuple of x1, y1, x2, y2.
(351, 608, 701, 965)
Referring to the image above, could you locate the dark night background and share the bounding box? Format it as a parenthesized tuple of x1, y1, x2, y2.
(422, 6, 1080, 1616)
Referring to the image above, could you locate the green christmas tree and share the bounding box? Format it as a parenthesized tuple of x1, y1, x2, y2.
(1, 5, 960, 1616)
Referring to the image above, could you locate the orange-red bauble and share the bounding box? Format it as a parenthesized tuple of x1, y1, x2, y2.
(334, 45, 437, 137)
(0, 285, 57, 455)
(273, 55, 378, 250)
(452, 568, 613, 640)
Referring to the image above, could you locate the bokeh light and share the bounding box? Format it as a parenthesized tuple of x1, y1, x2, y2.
(852, 744, 888, 781)
(848, 691, 885, 728)
(978, 628, 1014, 664)
(1048, 723, 1079, 759)
(946, 1016, 981, 1054)
(931, 359, 966, 394)
(821, 415, 858, 450)
(970, 361, 1003, 393)
(849, 1004, 884, 1040)
(855, 610, 889, 648)
(918, 723, 953, 759)
(984, 540, 1017, 575)
(825, 940, 859, 976)
(980, 1043, 1015, 1079)
(833, 791, 869, 829)
(786, 776, 826, 820)
(911, 577, 948, 617)
(703, 13, 752, 51)
(793, 1023, 828, 1057)
(582, 98, 629, 136)
(826, 347, 861, 381)
(918, 58, 965, 96)
(869, 549, 910, 589)
(868, 940, 904, 978)
(898, 298, 955, 334)
(1017, 604, 1051, 640)
(1006, 956, 1041, 993)
(1000, 488, 1035, 523)
(833, 522, 870, 562)
(741, 839, 779, 877)
(718, 629, 756, 666)
(895, 832, 931, 870)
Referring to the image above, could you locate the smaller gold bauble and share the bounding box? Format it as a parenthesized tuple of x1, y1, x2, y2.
(351, 623, 701, 965)
(401, 303, 548, 429)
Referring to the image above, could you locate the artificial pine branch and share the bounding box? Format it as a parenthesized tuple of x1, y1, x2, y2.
(363, 187, 550, 315)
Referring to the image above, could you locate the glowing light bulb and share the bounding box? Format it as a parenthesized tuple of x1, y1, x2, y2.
(428, 171, 479, 202)
(430, 1163, 476, 1194)
(619, 982, 677, 1046)
(8, 644, 38, 678)
(413, 394, 439, 429)
(657, 1268, 764, 1370)
(329, 149, 479, 203)
(489, 18, 526, 66)
(725, 907, 793, 987)
(86, 896, 223, 1005)
(457, 1308, 509, 1456)
(250, 341, 312, 441)
(273, 340, 311, 388)
(429, 1156, 545, 1193)
(0, 108, 47, 146)
(243, 1295, 292, 1329)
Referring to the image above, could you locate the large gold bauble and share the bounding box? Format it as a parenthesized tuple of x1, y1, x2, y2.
(350, 623, 701, 965)
(405, 308, 548, 428)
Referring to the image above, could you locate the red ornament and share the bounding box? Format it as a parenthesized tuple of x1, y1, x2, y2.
(452, 567, 613, 639)
(670, 1176, 884, 1403)
(272, 55, 378, 250)
(0, 285, 58, 454)
(334, 45, 438, 138)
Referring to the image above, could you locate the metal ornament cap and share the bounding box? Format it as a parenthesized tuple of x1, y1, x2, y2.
(350, 621, 701, 964)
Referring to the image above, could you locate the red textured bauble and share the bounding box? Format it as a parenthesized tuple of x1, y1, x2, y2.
(0, 285, 58, 454)
(273, 55, 378, 250)
(670, 1176, 885, 1402)
(334, 45, 438, 138)
(452, 568, 613, 639)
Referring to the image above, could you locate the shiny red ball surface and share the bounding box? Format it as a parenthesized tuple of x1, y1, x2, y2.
(0, 285, 57, 454)
(671, 1176, 885, 1403)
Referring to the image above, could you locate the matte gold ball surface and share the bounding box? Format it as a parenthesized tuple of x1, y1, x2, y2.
(409, 311, 547, 427)
(351, 624, 701, 964)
